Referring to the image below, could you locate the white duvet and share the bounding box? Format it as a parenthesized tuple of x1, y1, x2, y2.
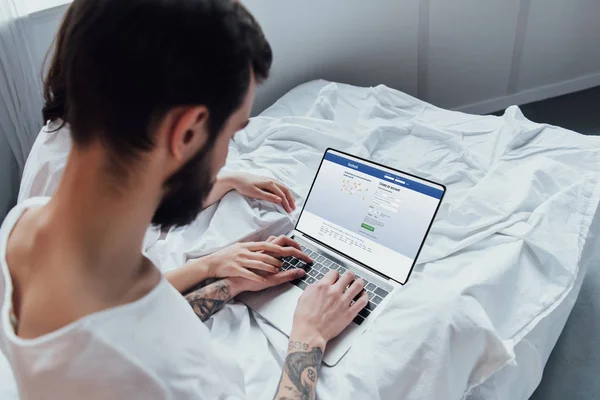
(3, 80, 600, 399)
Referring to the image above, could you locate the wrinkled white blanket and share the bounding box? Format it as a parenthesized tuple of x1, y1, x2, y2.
(3, 81, 600, 399)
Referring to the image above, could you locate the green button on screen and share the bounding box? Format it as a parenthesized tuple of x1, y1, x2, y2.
(361, 223, 375, 232)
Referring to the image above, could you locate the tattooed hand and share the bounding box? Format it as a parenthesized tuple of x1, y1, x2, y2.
(288, 341, 309, 352)
(183, 265, 306, 322)
(293, 269, 368, 343)
(273, 269, 368, 400)
(230, 268, 305, 293)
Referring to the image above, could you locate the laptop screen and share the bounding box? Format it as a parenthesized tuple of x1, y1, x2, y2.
(296, 149, 445, 284)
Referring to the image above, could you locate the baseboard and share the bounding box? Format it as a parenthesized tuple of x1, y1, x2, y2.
(453, 72, 600, 115)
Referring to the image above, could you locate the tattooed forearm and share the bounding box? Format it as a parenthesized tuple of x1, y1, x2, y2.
(273, 342, 323, 400)
(184, 280, 232, 322)
(288, 341, 309, 351)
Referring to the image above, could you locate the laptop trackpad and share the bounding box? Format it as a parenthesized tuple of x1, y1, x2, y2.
(249, 283, 365, 367)
(254, 283, 301, 335)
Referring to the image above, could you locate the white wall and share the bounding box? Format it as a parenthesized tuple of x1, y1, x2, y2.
(518, 0, 600, 92)
(244, 0, 420, 113)
(425, 1, 521, 108)
(19, 1, 600, 116)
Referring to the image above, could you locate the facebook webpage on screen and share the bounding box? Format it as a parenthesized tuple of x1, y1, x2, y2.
(296, 151, 443, 283)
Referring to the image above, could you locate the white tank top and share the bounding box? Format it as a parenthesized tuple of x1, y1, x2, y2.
(0, 197, 247, 399)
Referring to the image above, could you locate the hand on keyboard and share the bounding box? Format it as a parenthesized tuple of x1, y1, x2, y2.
(282, 246, 389, 325)
(265, 235, 312, 264)
(290, 270, 368, 346)
(197, 237, 310, 284)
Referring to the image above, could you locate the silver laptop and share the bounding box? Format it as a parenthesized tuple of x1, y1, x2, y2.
(239, 148, 446, 366)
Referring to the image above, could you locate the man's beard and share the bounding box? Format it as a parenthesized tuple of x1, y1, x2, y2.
(151, 142, 215, 230)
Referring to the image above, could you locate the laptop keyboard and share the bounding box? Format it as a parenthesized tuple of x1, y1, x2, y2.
(281, 245, 390, 326)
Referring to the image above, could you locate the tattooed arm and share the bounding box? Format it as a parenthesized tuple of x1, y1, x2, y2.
(184, 279, 236, 322)
(273, 338, 325, 400)
(184, 268, 365, 399)
(272, 269, 369, 399)
(183, 267, 306, 322)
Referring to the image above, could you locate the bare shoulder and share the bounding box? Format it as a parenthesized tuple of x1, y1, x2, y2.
(5, 205, 46, 277)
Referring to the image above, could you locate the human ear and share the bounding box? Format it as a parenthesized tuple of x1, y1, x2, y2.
(169, 106, 209, 163)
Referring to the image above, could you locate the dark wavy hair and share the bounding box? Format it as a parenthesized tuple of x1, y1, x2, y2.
(42, 0, 271, 158)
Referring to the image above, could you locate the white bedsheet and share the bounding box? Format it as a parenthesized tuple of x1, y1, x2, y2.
(3, 80, 600, 399)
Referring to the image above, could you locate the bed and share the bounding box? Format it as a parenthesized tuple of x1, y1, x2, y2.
(3, 80, 600, 399)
